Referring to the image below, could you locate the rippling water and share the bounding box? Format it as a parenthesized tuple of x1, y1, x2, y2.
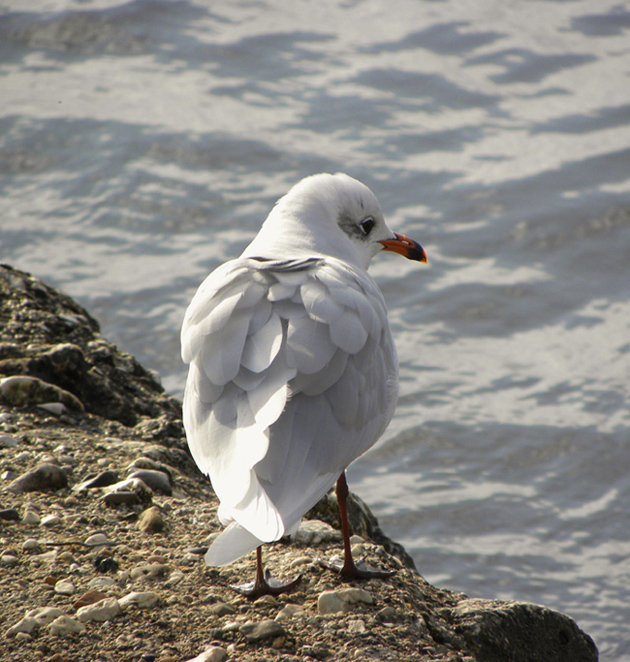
(2, 0, 629, 655)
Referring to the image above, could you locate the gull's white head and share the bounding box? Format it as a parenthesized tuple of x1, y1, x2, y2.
(242, 173, 427, 271)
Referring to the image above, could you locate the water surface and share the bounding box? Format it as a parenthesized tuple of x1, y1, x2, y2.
(1, 0, 629, 656)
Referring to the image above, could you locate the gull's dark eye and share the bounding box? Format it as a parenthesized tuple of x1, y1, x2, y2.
(359, 217, 375, 236)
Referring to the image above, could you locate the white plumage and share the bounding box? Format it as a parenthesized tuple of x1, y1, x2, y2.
(181, 173, 426, 570)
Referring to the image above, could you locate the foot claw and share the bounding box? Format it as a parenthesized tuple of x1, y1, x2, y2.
(230, 570, 302, 599)
(319, 558, 395, 580)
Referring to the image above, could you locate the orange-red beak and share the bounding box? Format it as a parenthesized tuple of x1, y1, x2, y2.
(379, 233, 428, 263)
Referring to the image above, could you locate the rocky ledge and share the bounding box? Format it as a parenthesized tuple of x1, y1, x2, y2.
(0, 264, 598, 662)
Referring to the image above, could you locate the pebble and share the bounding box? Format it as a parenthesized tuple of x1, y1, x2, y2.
(22, 510, 41, 526)
(94, 556, 119, 573)
(88, 576, 117, 589)
(317, 588, 374, 614)
(38, 402, 66, 416)
(222, 621, 240, 633)
(23, 538, 40, 552)
(0, 375, 84, 411)
(74, 470, 120, 490)
(275, 604, 304, 621)
(54, 579, 76, 595)
(6, 463, 68, 494)
(0, 434, 18, 448)
(130, 563, 170, 581)
(254, 594, 278, 606)
(165, 570, 184, 586)
(289, 555, 313, 569)
(185, 645, 228, 662)
(73, 590, 108, 610)
(293, 519, 342, 545)
(58, 551, 77, 564)
(84, 533, 110, 548)
(41, 514, 62, 527)
(138, 506, 166, 534)
(6, 617, 38, 637)
(102, 491, 142, 506)
(32, 550, 57, 564)
(77, 597, 122, 622)
(27, 607, 64, 626)
(348, 619, 366, 634)
(239, 619, 285, 642)
(1, 554, 19, 566)
(48, 615, 86, 636)
(377, 606, 401, 623)
(128, 469, 172, 495)
(118, 591, 160, 610)
(208, 602, 236, 617)
(103, 477, 153, 505)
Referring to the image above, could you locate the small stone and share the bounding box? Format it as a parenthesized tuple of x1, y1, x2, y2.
(1, 554, 19, 566)
(317, 588, 373, 614)
(275, 604, 303, 621)
(84, 533, 109, 547)
(0, 434, 18, 448)
(6, 617, 38, 637)
(165, 570, 184, 586)
(185, 645, 228, 662)
(54, 579, 75, 595)
(130, 563, 170, 581)
(294, 520, 341, 545)
(102, 491, 141, 506)
(271, 635, 285, 649)
(118, 591, 160, 610)
(74, 470, 119, 491)
(94, 556, 119, 573)
(221, 621, 240, 633)
(254, 594, 278, 606)
(22, 510, 41, 526)
(6, 463, 68, 494)
(32, 550, 57, 564)
(348, 619, 366, 634)
(128, 469, 172, 495)
(138, 506, 165, 534)
(77, 597, 121, 622)
(38, 402, 66, 416)
(23, 538, 40, 552)
(377, 606, 400, 622)
(208, 602, 236, 617)
(0, 375, 84, 410)
(48, 615, 86, 636)
(103, 477, 153, 505)
(26, 607, 64, 626)
(289, 555, 313, 569)
(57, 551, 77, 564)
(41, 514, 61, 527)
(240, 619, 285, 642)
(73, 590, 108, 610)
(88, 576, 117, 589)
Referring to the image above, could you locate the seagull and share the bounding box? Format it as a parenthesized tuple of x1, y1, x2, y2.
(181, 173, 427, 597)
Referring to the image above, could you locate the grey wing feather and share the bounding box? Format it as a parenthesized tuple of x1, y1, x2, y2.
(182, 256, 398, 564)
